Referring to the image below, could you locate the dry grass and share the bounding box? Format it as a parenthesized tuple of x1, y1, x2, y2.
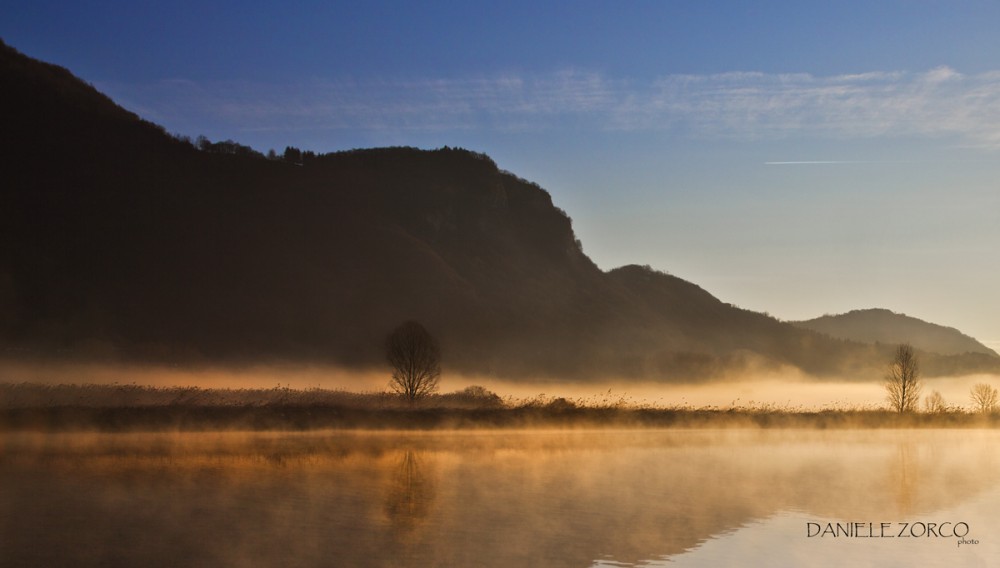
(2, 382, 999, 432)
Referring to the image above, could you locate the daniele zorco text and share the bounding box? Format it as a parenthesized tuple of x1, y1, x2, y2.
(807, 521, 978, 547)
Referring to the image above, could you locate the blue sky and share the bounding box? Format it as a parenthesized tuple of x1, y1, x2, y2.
(4, 1, 1000, 351)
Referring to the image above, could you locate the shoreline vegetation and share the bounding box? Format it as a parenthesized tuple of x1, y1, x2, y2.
(3, 382, 1000, 432)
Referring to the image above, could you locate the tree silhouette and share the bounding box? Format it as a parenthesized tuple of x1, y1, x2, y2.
(283, 146, 302, 164)
(970, 383, 998, 414)
(923, 390, 947, 413)
(385, 321, 441, 402)
(885, 343, 920, 413)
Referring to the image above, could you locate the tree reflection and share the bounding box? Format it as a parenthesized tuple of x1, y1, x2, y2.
(888, 442, 918, 515)
(383, 450, 435, 535)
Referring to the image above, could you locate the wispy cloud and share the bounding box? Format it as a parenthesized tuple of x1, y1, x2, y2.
(631, 67, 1000, 144)
(102, 66, 1000, 147)
(763, 160, 913, 165)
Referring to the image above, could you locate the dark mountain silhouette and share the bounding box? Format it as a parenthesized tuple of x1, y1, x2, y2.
(2, 39, 998, 380)
(793, 309, 999, 358)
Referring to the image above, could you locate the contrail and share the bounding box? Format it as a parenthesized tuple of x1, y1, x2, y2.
(763, 159, 927, 165)
(764, 160, 879, 165)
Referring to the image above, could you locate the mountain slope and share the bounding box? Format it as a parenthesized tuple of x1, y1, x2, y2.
(793, 309, 999, 358)
(3, 38, 998, 381)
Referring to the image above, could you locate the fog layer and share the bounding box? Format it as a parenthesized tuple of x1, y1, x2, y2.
(3, 360, 999, 411)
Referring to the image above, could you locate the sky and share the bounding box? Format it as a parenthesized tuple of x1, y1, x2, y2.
(3, 0, 1000, 351)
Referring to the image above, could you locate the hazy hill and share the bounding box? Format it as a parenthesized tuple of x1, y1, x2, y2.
(3, 38, 998, 381)
(793, 309, 999, 358)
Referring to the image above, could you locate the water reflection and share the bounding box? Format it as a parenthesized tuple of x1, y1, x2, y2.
(891, 442, 919, 515)
(384, 450, 435, 534)
(1, 430, 999, 567)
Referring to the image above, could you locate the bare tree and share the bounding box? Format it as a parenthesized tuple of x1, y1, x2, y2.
(924, 390, 947, 414)
(885, 343, 920, 413)
(970, 383, 999, 414)
(385, 321, 441, 402)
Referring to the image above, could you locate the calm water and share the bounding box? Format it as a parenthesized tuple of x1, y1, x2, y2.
(2, 429, 999, 567)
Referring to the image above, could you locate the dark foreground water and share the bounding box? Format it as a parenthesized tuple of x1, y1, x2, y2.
(2, 429, 999, 567)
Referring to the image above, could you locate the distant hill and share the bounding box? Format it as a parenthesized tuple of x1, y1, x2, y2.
(793, 309, 999, 358)
(3, 38, 998, 381)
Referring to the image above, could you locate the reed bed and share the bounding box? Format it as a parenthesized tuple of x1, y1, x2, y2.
(2, 382, 997, 432)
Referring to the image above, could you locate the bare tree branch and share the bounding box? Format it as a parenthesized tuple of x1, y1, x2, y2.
(885, 343, 920, 413)
(970, 383, 999, 414)
(924, 390, 947, 413)
(385, 321, 441, 402)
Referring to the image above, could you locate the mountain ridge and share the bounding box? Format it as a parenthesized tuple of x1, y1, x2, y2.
(3, 38, 998, 381)
(793, 308, 999, 358)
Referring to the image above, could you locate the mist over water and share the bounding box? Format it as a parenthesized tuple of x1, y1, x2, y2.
(3, 429, 999, 567)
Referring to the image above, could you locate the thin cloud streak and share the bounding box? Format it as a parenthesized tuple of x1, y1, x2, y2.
(766, 161, 882, 165)
(763, 160, 916, 165)
(103, 66, 1000, 147)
